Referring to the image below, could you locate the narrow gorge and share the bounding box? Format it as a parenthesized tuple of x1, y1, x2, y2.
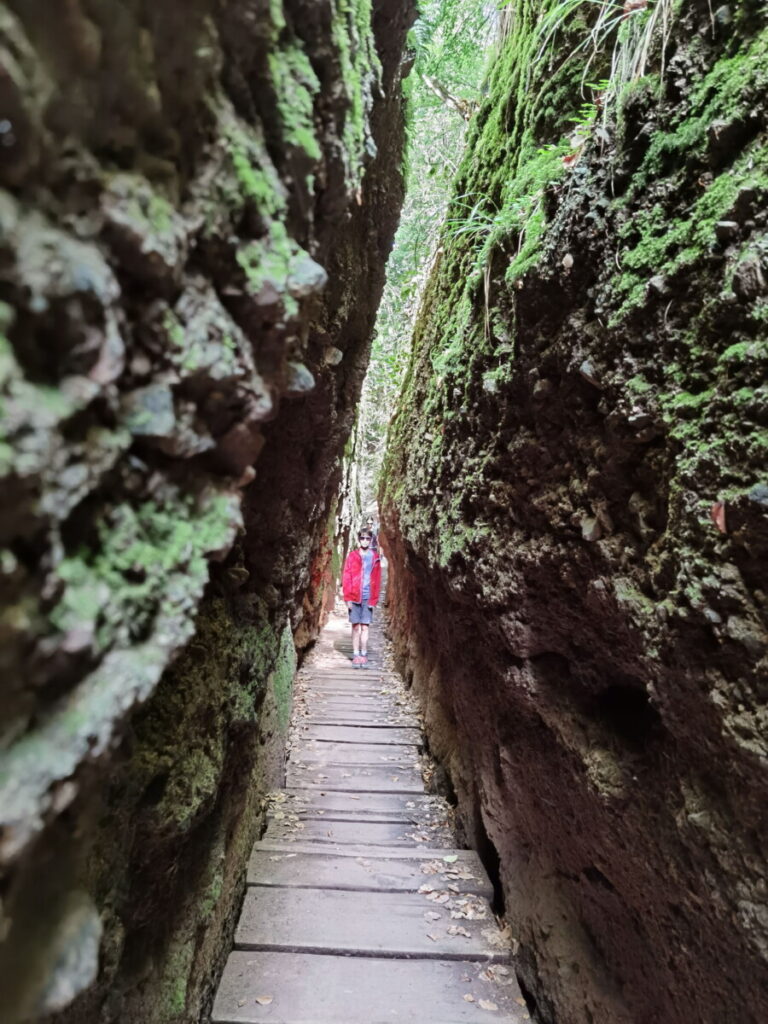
(0, 2, 766, 1023)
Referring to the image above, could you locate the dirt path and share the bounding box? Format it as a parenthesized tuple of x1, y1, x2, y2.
(212, 602, 529, 1023)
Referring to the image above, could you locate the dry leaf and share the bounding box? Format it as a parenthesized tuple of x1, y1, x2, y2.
(478, 999, 498, 1012)
(710, 500, 727, 533)
(463, 993, 475, 1002)
(515, 997, 526, 1006)
(255, 995, 273, 1005)
(426, 932, 439, 942)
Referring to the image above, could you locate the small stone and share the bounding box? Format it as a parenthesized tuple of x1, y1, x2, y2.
(715, 220, 739, 243)
(732, 256, 766, 300)
(580, 516, 602, 542)
(627, 410, 653, 430)
(121, 383, 175, 437)
(734, 187, 757, 219)
(578, 360, 601, 388)
(725, 616, 767, 656)
(285, 361, 316, 396)
(287, 254, 328, 298)
(747, 483, 768, 508)
(324, 346, 344, 366)
(648, 274, 670, 296)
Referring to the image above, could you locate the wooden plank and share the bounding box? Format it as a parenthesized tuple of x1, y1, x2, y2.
(297, 725, 421, 745)
(247, 847, 493, 898)
(281, 789, 443, 816)
(285, 763, 424, 793)
(290, 740, 419, 765)
(235, 887, 508, 962)
(301, 712, 419, 727)
(262, 817, 445, 847)
(212, 951, 525, 1024)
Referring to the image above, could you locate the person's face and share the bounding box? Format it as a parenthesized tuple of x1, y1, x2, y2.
(359, 535, 371, 549)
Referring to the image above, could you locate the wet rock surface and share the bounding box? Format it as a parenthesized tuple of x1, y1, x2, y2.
(0, 1, 414, 1020)
(383, 4, 768, 1024)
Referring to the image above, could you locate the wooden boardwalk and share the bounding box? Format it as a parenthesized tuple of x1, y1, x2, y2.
(212, 608, 529, 1023)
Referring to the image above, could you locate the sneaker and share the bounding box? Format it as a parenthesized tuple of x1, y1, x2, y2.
(359, 654, 368, 668)
(352, 655, 363, 668)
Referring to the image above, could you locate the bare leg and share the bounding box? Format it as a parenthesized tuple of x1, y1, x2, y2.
(359, 624, 369, 654)
(352, 622, 361, 655)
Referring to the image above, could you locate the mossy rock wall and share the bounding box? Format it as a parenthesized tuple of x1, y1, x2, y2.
(0, 0, 414, 1020)
(383, 3, 768, 1023)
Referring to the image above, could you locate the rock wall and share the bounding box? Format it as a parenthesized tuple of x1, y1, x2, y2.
(383, 3, 768, 1023)
(0, 1, 413, 1020)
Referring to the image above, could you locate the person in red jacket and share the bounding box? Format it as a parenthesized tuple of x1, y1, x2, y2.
(342, 528, 382, 668)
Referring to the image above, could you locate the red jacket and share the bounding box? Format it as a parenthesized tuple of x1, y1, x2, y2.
(342, 548, 382, 606)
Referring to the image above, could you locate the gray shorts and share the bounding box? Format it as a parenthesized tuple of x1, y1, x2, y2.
(349, 602, 373, 625)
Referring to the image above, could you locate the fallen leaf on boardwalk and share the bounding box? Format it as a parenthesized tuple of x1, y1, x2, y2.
(238, 999, 246, 1007)
(255, 995, 273, 1005)
(515, 997, 527, 1006)
(463, 993, 475, 1002)
(443, 854, 458, 863)
(424, 911, 442, 921)
(406, 801, 416, 809)
(481, 927, 510, 949)
(419, 883, 435, 893)
(478, 1000, 498, 1012)
(447, 925, 471, 937)
(481, 966, 511, 983)
(426, 932, 440, 942)
(273, 811, 285, 820)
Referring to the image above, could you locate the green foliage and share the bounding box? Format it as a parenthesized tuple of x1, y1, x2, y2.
(358, 0, 495, 506)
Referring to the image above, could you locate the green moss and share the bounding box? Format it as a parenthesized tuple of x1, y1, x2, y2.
(608, 26, 768, 322)
(272, 623, 296, 730)
(51, 491, 235, 654)
(160, 940, 194, 1018)
(268, 44, 322, 161)
(0, 309, 92, 479)
(132, 591, 288, 832)
(331, 0, 380, 190)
